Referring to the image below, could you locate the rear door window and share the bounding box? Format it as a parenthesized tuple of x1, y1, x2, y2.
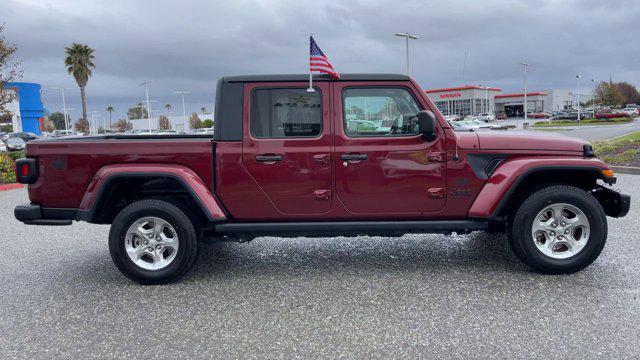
(250, 88, 322, 138)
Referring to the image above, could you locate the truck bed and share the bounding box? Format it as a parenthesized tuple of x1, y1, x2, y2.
(25, 136, 213, 208)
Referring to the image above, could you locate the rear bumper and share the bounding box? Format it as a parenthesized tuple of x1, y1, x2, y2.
(593, 186, 630, 218)
(14, 204, 74, 226)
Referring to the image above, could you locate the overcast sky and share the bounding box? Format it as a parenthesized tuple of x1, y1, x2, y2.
(4, 0, 640, 121)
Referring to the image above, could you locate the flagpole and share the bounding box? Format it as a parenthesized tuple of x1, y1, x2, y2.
(307, 32, 315, 93)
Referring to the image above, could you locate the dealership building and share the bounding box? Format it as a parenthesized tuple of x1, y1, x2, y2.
(425, 85, 502, 117)
(1, 82, 46, 134)
(425, 86, 576, 117)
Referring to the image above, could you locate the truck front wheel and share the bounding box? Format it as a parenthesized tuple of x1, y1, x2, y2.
(509, 185, 607, 274)
(108, 199, 199, 284)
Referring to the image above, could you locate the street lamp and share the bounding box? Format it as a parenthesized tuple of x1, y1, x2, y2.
(591, 78, 598, 110)
(174, 91, 191, 131)
(576, 75, 582, 122)
(520, 62, 530, 128)
(46, 87, 74, 130)
(139, 80, 152, 131)
(394, 32, 419, 76)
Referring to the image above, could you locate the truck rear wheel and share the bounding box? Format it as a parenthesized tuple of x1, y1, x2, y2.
(509, 185, 607, 274)
(109, 199, 198, 284)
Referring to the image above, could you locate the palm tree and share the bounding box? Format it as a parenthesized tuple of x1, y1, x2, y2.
(65, 43, 95, 122)
(164, 103, 172, 113)
(106, 106, 114, 129)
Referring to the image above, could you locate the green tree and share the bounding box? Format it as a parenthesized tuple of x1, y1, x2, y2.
(189, 113, 204, 129)
(203, 119, 214, 128)
(158, 115, 171, 130)
(106, 105, 114, 129)
(0, 24, 22, 113)
(127, 103, 148, 120)
(49, 111, 67, 130)
(64, 43, 95, 122)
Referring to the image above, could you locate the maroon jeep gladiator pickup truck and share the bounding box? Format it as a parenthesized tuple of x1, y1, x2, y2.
(14, 74, 630, 284)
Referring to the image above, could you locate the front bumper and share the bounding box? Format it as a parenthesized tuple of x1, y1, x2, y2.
(14, 204, 74, 225)
(592, 186, 630, 218)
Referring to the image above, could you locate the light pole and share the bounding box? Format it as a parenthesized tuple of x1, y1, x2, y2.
(520, 62, 530, 129)
(576, 75, 582, 122)
(591, 78, 597, 111)
(139, 80, 152, 131)
(90, 111, 100, 135)
(46, 87, 73, 130)
(174, 91, 191, 131)
(484, 86, 490, 115)
(394, 32, 419, 77)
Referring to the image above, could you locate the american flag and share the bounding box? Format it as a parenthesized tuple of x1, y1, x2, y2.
(310, 36, 340, 79)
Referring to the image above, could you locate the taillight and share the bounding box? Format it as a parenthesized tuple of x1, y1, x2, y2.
(15, 158, 39, 184)
(20, 163, 29, 177)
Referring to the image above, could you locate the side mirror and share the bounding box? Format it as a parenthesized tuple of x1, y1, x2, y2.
(417, 110, 436, 141)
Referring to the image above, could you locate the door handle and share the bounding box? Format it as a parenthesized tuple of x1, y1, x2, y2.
(313, 153, 330, 164)
(255, 154, 283, 163)
(341, 154, 368, 161)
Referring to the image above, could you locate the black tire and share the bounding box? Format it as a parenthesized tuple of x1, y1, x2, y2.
(509, 185, 607, 274)
(109, 199, 199, 284)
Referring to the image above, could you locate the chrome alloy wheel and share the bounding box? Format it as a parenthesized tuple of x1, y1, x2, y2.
(531, 203, 590, 259)
(125, 217, 179, 270)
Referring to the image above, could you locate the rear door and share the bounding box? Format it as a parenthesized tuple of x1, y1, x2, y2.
(242, 82, 333, 215)
(333, 82, 446, 216)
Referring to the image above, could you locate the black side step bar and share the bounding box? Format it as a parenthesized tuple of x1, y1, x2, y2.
(215, 220, 488, 237)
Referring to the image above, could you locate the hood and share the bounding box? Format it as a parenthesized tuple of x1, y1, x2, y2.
(463, 131, 588, 153)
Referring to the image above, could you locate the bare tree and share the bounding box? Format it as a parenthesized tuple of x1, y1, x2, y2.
(158, 115, 171, 130)
(115, 119, 133, 132)
(615, 82, 639, 105)
(189, 113, 204, 129)
(593, 81, 624, 107)
(0, 24, 22, 113)
(74, 118, 90, 134)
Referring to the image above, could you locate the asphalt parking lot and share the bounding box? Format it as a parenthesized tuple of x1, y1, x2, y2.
(1, 176, 639, 359)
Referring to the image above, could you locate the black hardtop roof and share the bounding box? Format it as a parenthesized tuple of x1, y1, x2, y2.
(221, 73, 409, 83)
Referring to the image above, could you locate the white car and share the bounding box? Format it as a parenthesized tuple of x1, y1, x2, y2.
(195, 127, 215, 134)
(476, 113, 496, 122)
(621, 108, 639, 116)
(458, 119, 503, 130)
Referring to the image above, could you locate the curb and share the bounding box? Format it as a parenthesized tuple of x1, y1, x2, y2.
(0, 183, 24, 191)
(611, 166, 640, 175)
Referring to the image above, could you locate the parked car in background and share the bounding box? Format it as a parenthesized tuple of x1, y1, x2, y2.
(476, 113, 496, 122)
(458, 119, 504, 130)
(0, 141, 6, 152)
(195, 127, 215, 135)
(496, 113, 508, 120)
(595, 109, 630, 119)
(447, 121, 473, 131)
(528, 112, 552, 119)
(555, 111, 590, 121)
(443, 114, 462, 122)
(51, 130, 78, 138)
(8, 132, 39, 142)
(5, 136, 26, 151)
(621, 107, 639, 116)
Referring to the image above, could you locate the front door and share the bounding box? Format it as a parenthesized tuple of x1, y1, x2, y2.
(242, 82, 332, 215)
(333, 83, 446, 216)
